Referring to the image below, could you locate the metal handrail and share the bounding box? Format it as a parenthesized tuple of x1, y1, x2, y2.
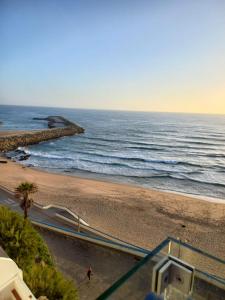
(168, 236, 225, 265)
(31, 218, 151, 256)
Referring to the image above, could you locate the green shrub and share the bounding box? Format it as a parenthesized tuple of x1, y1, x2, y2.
(0, 206, 53, 268)
(0, 206, 78, 300)
(24, 264, 78, 300)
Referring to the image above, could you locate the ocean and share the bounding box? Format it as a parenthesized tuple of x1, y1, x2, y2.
(1, 105, 225, 200)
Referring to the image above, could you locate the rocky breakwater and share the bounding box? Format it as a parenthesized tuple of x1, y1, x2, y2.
(0, 116, 84, 152)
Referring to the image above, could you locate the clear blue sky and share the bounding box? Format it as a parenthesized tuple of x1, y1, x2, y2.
(0, 0, 225, 113)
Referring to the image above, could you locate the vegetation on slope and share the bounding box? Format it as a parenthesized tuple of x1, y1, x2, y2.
(0, 206, 78, 300)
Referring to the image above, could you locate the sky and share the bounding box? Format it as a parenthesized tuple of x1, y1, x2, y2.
(0, 0, 225, 114)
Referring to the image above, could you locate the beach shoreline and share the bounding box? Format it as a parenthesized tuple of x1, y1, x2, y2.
(2, 144, 224, 205)
(2, 150, 225, 205)
(15, 150, 225, 204)
(17, 162, 225, 205)
(0, 157, 225, 260)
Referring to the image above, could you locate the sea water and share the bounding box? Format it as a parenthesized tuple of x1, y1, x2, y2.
(0, 105, 225, 199)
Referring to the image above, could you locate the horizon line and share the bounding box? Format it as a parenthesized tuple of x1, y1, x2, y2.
(0, 103, 225, 116)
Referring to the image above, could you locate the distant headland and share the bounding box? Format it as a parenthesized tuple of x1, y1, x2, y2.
(0, 116, 84, 152)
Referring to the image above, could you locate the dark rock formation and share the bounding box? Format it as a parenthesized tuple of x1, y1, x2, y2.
(8, 148, 31, 161)
(15, 149, 26, 154)
(18, 154, 31, 161)
(33, 116, 76, 128)
(0, 160, 7, 163)
(0, 116, 84, 152)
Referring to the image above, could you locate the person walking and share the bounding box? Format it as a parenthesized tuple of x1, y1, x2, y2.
(87, 265, 93, 281)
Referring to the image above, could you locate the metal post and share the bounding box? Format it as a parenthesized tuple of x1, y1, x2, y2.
(78, 216, 80, 232)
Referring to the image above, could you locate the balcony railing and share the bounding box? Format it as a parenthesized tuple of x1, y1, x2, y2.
(97, 237, 225, 300)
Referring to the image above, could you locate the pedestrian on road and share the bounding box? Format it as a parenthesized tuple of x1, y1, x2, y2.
(87, 265, 93, 281)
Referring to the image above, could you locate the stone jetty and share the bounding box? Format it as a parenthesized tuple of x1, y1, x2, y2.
(0, 116, 84, 152)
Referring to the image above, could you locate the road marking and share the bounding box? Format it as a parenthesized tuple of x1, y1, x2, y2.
(3, 198, 12, 204)
(3, 198, 18, 206)
(7, 198, 15, 204)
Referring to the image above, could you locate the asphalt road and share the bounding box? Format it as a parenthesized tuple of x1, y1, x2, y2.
(0, 188, 74, 226)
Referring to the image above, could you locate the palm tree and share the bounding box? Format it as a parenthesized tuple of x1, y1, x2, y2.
(15, 182, 38, 219)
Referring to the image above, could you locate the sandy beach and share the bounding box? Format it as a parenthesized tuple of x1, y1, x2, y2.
(0, 158, 225, 261)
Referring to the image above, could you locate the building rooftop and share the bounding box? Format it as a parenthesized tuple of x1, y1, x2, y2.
(0, 249, 36, 300)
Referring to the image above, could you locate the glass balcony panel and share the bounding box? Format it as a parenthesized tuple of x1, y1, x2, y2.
(97, 238, 225, 300)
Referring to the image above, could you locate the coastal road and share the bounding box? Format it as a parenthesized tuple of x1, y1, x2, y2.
(0, 188, 76, 230)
